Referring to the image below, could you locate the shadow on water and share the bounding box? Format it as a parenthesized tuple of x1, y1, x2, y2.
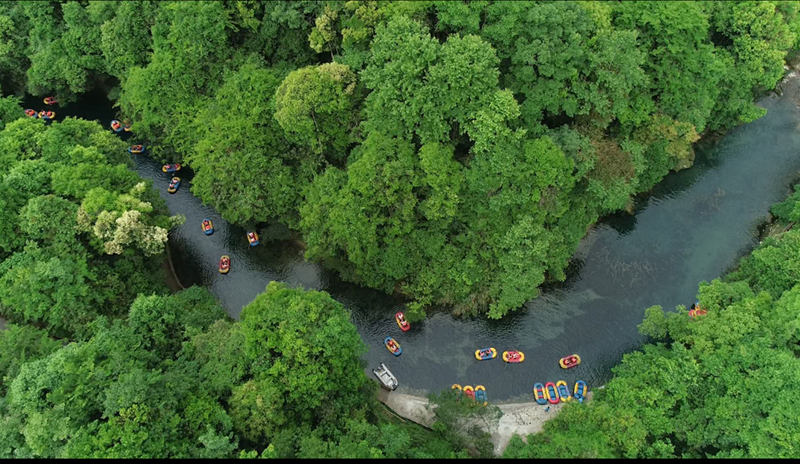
(48, 75, 800, 402)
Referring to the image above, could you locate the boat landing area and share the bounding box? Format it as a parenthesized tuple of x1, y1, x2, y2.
(377, 389, 594, 455)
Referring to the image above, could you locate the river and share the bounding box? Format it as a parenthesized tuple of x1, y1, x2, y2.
(26, 72, 800, 402)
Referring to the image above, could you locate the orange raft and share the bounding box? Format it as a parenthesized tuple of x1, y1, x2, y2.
(218, 255, 230, 274)
(502, 350, 525, 363)
(43, 96, 58, 105)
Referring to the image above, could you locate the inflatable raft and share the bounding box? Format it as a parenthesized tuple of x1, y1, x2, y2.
(162, 163, 181, 173)
(395, 311, 410, 331)
(573, 380, 588, 402)
(559, 354, 581, 369)
(545, 382, 560, 404)
(463, 385, 475, 401)
(502, 350, 525, 363)
(128, 145, 145, 154)
(474, 347, 497, 360)
(218, 255, 230, 274)
(247, 231, 260, 247)
(384, 336, 402, 356)
(201, 218, 214, 235)
(556, 380, 571, 402)
(475, 385, 487, 406)
(533, 383, 547, 405)
(373, 362, 398, 391)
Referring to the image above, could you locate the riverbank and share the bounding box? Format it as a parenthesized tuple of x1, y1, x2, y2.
(163, 242, 185, 292)
(376, 389, 594, 456)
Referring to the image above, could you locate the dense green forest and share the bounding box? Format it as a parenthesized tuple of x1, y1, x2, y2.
(0, 113, 796, 457)
(0, 115, 176, 338)
(2, 0, 798, 318)
(504, 186, 800, 458)
(1, 0, 800, 459)
(0, 278, 486, 458)
(0, 104, 481, 458)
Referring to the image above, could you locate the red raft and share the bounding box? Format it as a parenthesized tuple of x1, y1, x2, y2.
(545, 382, 560, 404)
(559, 354, 581, 369)
(395, 311, 410, 332)
(463, 385, 475, 401)
(502, 350, 525, 363)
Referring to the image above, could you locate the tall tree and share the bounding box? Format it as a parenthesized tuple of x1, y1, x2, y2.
(186, 59, 308, 227)
(274, 62, 359, 161)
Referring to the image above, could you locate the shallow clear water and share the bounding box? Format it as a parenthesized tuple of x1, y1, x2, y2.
(41, 76, 800, 402)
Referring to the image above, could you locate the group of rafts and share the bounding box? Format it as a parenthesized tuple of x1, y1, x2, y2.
(383, 312, 409, 359)
(450, 302, 711, 405)
(116, 119, 260, 274)
(530, 354, 586, 405)
(207, 229, 259, 276)
(454, 350, 587, 406)
(376, 312, 590, 406)
(372, 311, 411, 391)
(194, 218, 258, 275)
(23, 96, 58, 120)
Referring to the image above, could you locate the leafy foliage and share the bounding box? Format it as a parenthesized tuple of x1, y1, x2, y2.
(4, 0, 797, 318)
(0, 280, 471, 458)
(274, 62, 359, 160)
(1, 2, 799, 458)
(185, 59, 309, 226)
(0, 117, 177, 338)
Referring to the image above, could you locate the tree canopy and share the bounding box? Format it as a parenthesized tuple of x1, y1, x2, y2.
(3, 0, 796, 318)
(0, 116, 179, 338)
(1, 1, 800, 458)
